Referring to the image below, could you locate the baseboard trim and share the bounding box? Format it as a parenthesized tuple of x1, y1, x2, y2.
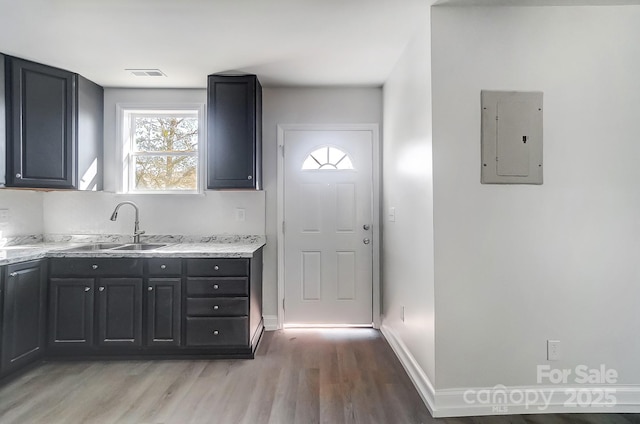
(263, 315, 278, 331)
(435, 384, 640, 417)
(380, 323, 640, 418)
(380, 323, 436, 416)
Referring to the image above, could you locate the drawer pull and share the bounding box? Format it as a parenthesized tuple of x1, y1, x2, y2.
(214, 265, 219, 271)
(84, 287, 91, 292)
(160, 264, 166, 269)
(92, 264, 99, 270)
(99, 287, 105, 292)
(213, 305, 219, 310)
(213, 330, 219, 335)
(9, 272, 18, 277)
(213, 284, 219, 290)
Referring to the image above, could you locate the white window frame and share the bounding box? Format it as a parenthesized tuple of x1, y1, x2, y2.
(116, 103, 205, 194)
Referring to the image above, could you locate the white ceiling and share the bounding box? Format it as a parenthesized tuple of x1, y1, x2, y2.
(3, 1, 639, 88)
(0, 0, 431, 88)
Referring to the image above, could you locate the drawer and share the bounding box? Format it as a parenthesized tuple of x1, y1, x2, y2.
(186, 317, 248, 346)
(186, 277, 248, 296)
(186, 258, 249, 277)
(186, 297, 248, 317)
(50, 258, 143, 277)
(145, 258, 182, 276)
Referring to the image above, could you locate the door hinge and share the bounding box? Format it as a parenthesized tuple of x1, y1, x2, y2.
(282, 298, 285, 310)
(280, 145, 285, 157)
(282, 221, 285, 233)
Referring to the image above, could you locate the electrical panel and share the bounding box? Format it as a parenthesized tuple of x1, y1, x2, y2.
(481, 91, 543, 184)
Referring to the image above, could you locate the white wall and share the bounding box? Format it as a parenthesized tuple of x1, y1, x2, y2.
(432, 6, 640, 389)
(0, 190, 44, 237)
(381, 13, 436, 385)
(261, 87, 383, 319)
(43, 190, 264, 236)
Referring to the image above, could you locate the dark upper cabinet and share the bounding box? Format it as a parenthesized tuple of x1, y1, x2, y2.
(49, 278, 94, 348)
(1, 260, 46, 375)
(4, 55, 103, 190)
(0, 54, 6, 186)
(207, 74, 262, 190)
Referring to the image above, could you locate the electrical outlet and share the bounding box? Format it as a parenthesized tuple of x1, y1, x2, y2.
(547, 340, 560, 361)
(235, 208, 246, 222)
(388, 207, 396, 222)
(401, 306, 405, 322)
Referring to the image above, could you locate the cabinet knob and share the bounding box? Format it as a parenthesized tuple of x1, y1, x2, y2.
(247, 175, 253, 180)
(213, 330, 219, 335)
(92, 264, 99, 270)
(99, 286, 105, 292)
(213, 305, 219, 310)
(363, 238, 371, 245)
(15, 173, 21, 179)
(160, 264, 166, 270)
(363, 224, 370, 230)
(214, 265, 219, 271)
(84, 287, 91, 292)
(213, 284, 219, 290)
(9, 272, 18, 277)
(148, 286, 153, 291)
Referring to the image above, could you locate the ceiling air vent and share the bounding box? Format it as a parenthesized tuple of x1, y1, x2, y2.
(126, 69, 167, 77)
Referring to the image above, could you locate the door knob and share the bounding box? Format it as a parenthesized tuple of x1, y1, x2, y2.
(363, 224, 370, 230)
(363, 238, 371, 245)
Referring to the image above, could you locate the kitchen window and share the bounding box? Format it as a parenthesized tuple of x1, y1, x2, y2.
(119, 105, 204, 193)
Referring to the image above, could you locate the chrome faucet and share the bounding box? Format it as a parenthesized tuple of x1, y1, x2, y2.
(110, 201, 145, 243)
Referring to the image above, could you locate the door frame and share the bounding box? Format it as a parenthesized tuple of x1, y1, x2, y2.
(276, 123, 381, 330)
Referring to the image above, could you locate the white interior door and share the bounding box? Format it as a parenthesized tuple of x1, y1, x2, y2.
(283, 128, 373, 326)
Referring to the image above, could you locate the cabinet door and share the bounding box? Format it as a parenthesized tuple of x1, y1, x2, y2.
(97, 278, 143, 347)
(207, 74, 262, 189)
(146, 278, 181, 347)
(49, 278, 94, 348)
(6, 56, 76, 188)
(1, 260, 46, 374)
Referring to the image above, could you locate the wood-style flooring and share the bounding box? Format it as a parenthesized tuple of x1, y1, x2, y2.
(0, 329, 638, 423)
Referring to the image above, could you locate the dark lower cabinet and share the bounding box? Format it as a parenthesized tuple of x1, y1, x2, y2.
(184, 254, 263, 354)
(146, 278, 181, 347)
(97, 278, 143, 347)
(1, 260, 46, 376)
(49, 278, 94, 348)
(44, 254, 262, 359)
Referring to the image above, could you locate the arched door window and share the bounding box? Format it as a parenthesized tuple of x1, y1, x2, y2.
(301, 146, 354, 170)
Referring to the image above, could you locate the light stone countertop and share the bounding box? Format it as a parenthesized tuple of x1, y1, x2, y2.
(0, 237, 265, 266)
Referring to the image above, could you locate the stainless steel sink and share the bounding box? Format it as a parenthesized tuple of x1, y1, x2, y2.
(63, 243, 126, 251)
(112, 243, 167, 251)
